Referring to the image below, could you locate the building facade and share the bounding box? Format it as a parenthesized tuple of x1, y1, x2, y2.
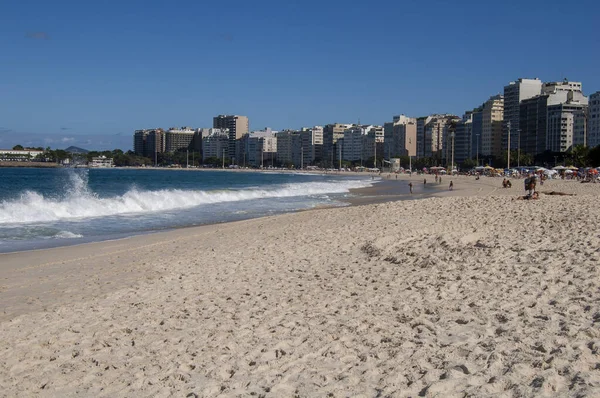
(481, 95, 504, 159)
(546, 94, 588, 152)
(502, 78, 542, 151)
(275, 130, 301, 167)
(202, 129, 229, 160)
(165, 127, 195, 153)
(322, 123, 350, 168)
(213, 115, 249, 164)
(519, 95, 549, 156)
(589, 91, 600, 148)
(454, 112, 473, 166)
(300, 126, 323, 167)
(384, 115, 416, 158)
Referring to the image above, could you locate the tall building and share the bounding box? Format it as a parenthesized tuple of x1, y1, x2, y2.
(300, 126, 323, 167)
(416, 116, 429, 158)
(322, 123, 351, 168)
(546, 92, 588, 152)
(202, 129, 229, 160)
(589, 91, 600, 148)
(384, 115, 417, 158)
(454, 112, 473, 165)
(520, 80, 588, 155)
(246, 128, 277, 167)
(471, 110, 483, 162)
(165, 127, 195, 153)
(342, 126, 365, 162)
(481, 95, 504, 159)
(502, 78, 542, 151)
(423, 115, 456, 160)
(519, 95, 548, 156)
(361, 126, 384, 164)
(213, 115, 249, 163)
(133, 128, 165, 158)
(275, 130, 301, 167)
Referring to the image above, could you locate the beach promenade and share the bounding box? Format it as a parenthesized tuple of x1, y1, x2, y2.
(1, 177, 599, 397)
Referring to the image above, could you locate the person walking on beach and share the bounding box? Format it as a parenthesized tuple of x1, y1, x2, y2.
(424, 178, 427, 185)
(439, 177, 442, 184)
(409, 182, 413, 194)
(449, 180, 453, 191)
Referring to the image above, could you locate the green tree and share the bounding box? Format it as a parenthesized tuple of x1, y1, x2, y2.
(570, 144, 589, 167)
(12, 144, 24, 150)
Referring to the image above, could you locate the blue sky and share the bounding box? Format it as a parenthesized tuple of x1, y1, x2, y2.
(1, 0, 599, 150)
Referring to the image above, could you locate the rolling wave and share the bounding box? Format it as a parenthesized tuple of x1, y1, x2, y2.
(0, 174, 371, 224)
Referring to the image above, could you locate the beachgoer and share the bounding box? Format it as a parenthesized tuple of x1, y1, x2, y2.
(449, 180, 453, 191)
(439, 177, 442, 184)
(502, 178, 507, 188)
(516, 191, 540, 200)
(424, 179, 426, 184)
(435, 175, 438, 183)
(409, 182, 413, 194)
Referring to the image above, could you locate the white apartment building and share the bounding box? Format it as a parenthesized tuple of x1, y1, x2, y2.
(502, 78, 542, 150)
(481, 95, 504, 158)
(246, 128, 278, 167)
(275, 130, 301, 167)
(0, 149, 44, 161)
(546, 91, 589, 152)
(202, 130, 229, 160)
(342, 126, 365, 162)
(589, 91, 600, 148)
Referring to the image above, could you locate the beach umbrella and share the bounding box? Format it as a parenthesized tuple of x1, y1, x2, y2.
(567, 165, 578, 170)
(552, 165, 566, 170)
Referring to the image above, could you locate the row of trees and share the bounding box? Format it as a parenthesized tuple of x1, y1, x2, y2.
(11, 143, 600, 170)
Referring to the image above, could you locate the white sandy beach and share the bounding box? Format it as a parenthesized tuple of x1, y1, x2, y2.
(1, 176, 600, 397)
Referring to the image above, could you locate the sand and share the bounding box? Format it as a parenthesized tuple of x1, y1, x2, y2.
(1, 177, 600, 397)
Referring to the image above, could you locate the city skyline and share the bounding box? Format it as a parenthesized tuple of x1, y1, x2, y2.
(1, 0, 599, 150)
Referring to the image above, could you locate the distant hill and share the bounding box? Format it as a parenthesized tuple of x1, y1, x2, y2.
(64, 146, 89, 154)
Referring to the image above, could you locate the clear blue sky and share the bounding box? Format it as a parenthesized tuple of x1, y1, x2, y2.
(1, 0, 599, 150)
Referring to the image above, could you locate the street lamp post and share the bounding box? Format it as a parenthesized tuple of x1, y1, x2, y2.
(507, 121, 511, 170)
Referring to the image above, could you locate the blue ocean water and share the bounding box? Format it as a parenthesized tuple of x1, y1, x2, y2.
(0, 168, 374, 253)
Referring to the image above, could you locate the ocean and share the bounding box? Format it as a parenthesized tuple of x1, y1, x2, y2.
(0, 168, 375, 253)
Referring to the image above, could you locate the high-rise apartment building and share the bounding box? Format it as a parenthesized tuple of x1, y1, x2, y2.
(471, 110, 483, 162)
(246, 128, 277, 167)
(213, 115, 249, 163)
(423, 115, 457, 160)
(519, 80, 588, 155)
(546, 92, 588, 152)
(342, 126, 365, 162)
(481, 95, 504, 159)
(416, 116, 429, 158)
(454, 112, 473, 165)
(202, 129, 229, 160)
(275, 130, 301, 167)
(323, 123, 351, 168)
(519, 95, 548, 156)
(502, 78, 542, 151)
(165, 127, 195, 153)
(300, 126, 323, 167)
(133, 128, 165, 158)
(384, 115, 417, 158)
(589, 91, 600, 148)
